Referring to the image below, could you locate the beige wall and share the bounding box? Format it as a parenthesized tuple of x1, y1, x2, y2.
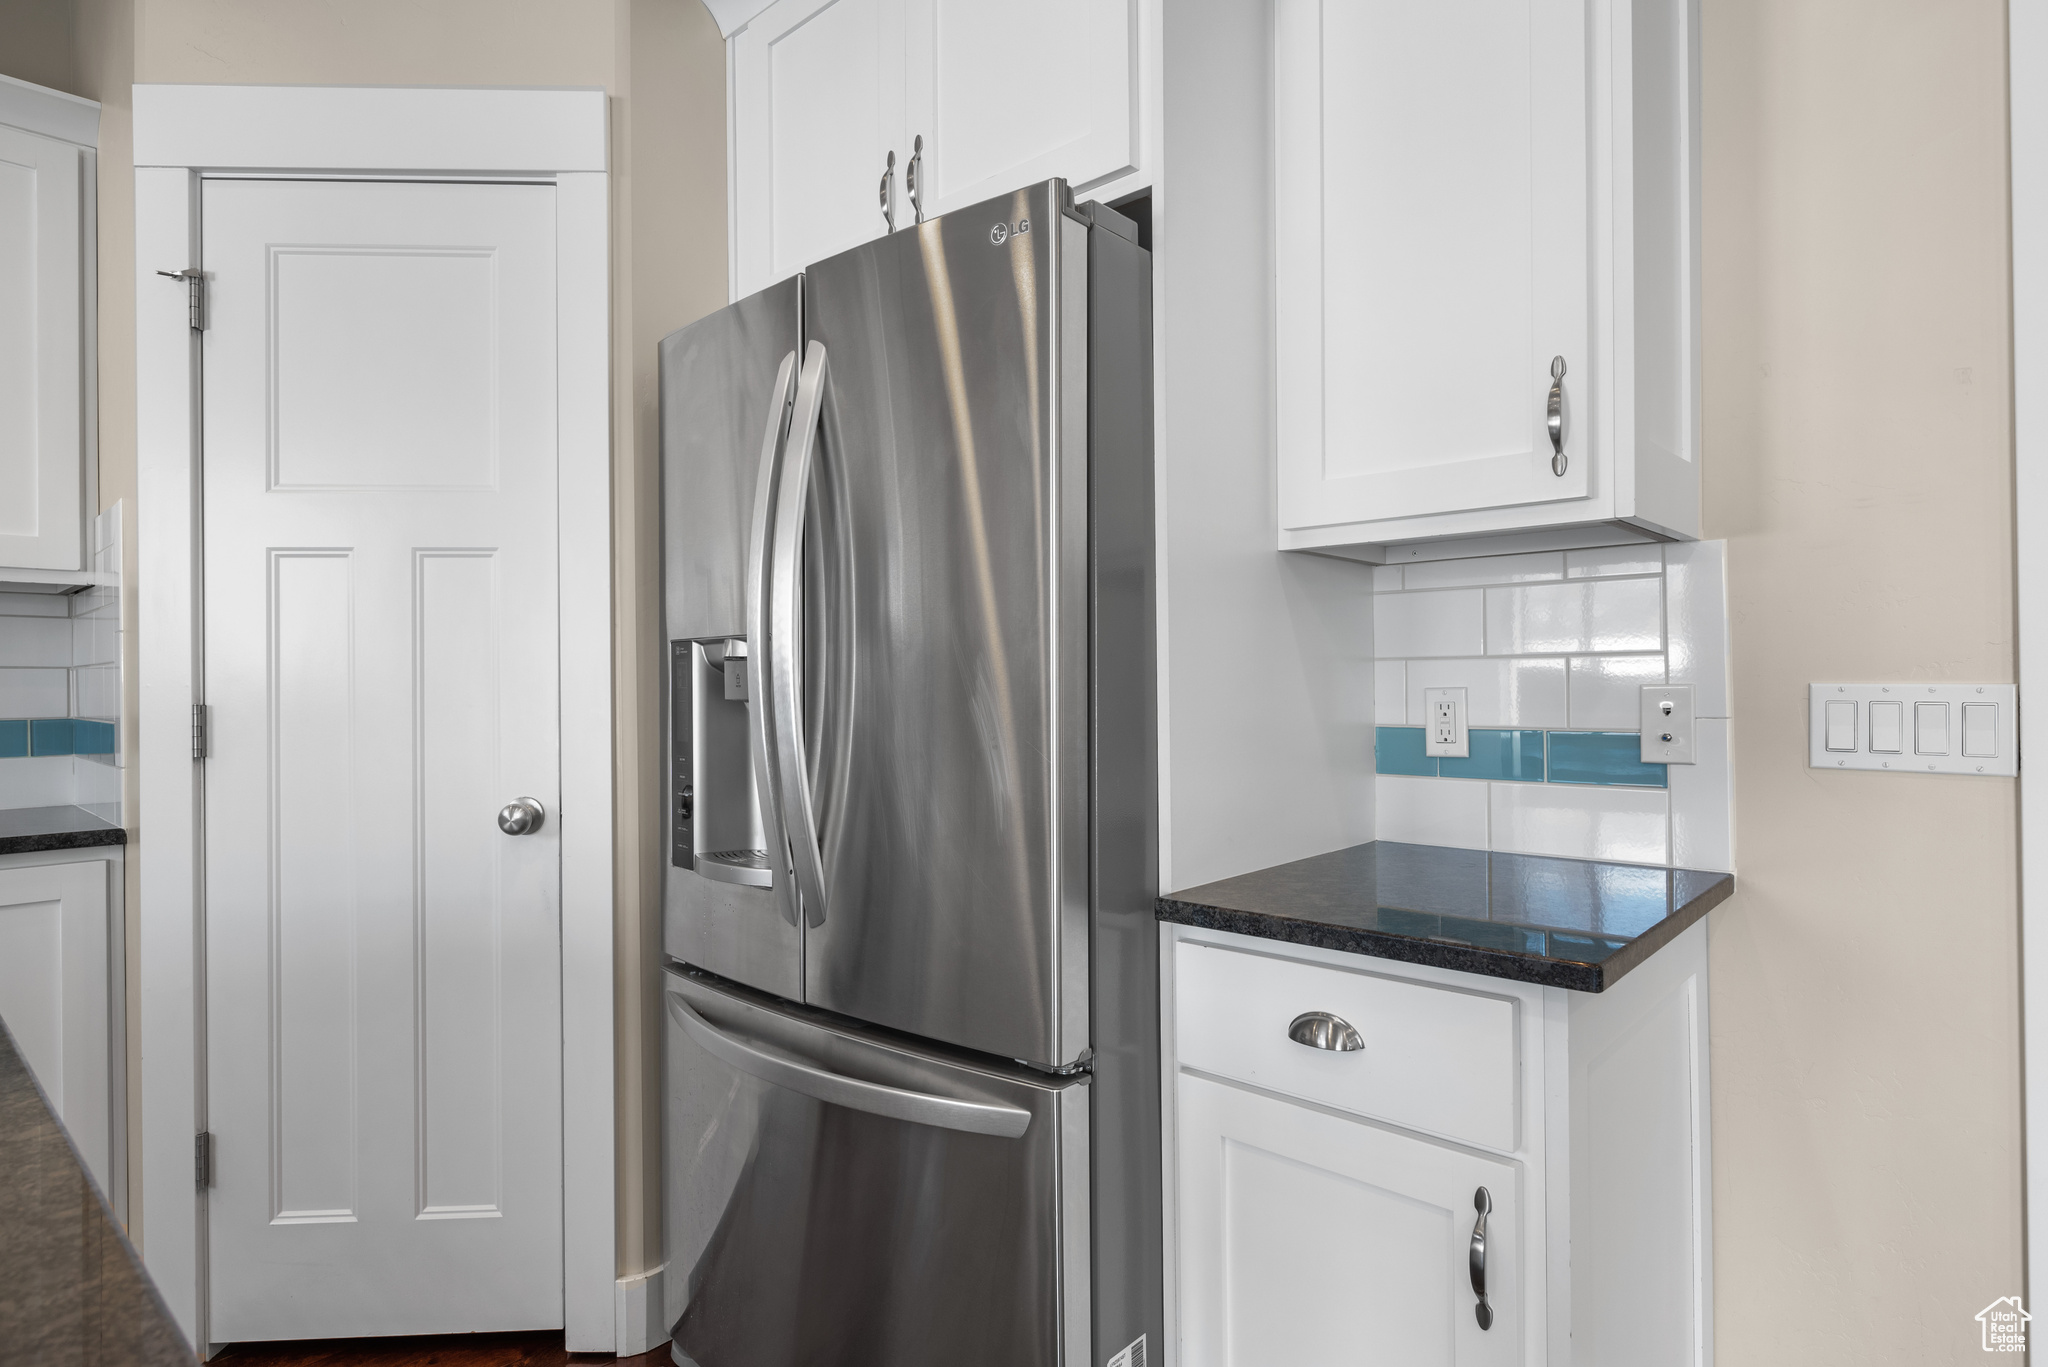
(0, 0, 726, 1276)
(1702, 2, 2021, 1359)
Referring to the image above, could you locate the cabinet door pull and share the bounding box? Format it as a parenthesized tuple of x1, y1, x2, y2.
(907, 134, 925, 224)
(1547, 355, 1568, 476)
(1469, 1186, 1494, 1329)
(879, 150, 896, 232)
(1286, 1011, 1363, 1052)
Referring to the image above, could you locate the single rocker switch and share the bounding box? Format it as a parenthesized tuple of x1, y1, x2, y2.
(1823, 700, 1857, 752)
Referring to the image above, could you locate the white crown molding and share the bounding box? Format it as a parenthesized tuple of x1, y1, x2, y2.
(132, 84, 606, 172)
(0, 73, 100, 147)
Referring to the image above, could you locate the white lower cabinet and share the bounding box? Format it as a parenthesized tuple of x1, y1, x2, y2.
(0, 850, 124, 1213)
(1179, 1072, 1522, 1365)
(1170, 922, 1711, 1366)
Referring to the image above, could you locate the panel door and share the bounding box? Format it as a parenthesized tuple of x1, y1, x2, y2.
(0, 122, 85, 571)
(732, 0, 905, 299)
(0, 859, 115, 1198)
(200, 179, 563, 1341)
(1178, 1073, 1523, 1367)
(1274, 0, 1590, 532)
(903, 0, 1138, 219)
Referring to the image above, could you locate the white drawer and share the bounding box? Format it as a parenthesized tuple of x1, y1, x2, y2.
(1174, 939, 1520, 1152)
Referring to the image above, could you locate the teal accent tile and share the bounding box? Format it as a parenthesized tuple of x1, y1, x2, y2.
(1546, 730, 1668, 788)
(1439, 728, 1546, 782)
(72, 720, 116, 755)
(29, 718, 74, 756)
(1374, 726, 1436, 777)
(0, 721, 25, 758)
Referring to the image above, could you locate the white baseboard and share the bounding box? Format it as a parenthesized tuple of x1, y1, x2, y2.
(616, 1261, 669, 1357)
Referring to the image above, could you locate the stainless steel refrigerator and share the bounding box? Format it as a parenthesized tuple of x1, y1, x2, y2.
(657, 182, 1157, 1367)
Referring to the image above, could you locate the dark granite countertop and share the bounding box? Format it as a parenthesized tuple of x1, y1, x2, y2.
(0, 805, 127, 857)
(1157, 841, 1734, 992)
(0, 1021, 192, 1365)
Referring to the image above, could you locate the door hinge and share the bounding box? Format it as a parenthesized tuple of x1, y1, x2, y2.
(191, 703, 209, 761)
(156, 268, 207, 330)
(195, 1131, 214, 1189)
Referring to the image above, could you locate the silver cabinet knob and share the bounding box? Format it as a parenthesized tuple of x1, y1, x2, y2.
(497, 797, 545, 835)
(1287, 1011, 1364, 1052)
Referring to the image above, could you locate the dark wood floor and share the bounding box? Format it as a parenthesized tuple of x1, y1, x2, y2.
(208, 1330, 673, 1366)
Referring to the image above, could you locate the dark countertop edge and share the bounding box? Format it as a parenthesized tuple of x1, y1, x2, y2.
(0, 827, 127, 857)
(1156, 870, 1735, 994)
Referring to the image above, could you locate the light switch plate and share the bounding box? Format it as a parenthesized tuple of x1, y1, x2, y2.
(1640, 685, 1697, 764)
(1423, 687, 1468, 758)
(1808, 683, 2017, 776)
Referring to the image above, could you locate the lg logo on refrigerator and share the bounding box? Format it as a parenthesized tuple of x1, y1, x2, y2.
(989, 217, 1030, 244)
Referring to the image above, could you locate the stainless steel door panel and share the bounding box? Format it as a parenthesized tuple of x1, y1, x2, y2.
(663, 968, 1089, 1367)
(661, 279, 801, 642)
(797, 182, 1090, 1066)
(661, 282, 803, 999)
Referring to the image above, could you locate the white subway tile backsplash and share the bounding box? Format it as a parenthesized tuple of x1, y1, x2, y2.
(1485, 577, 1663, 656)
(73, 664, 119, 720)
(1666, 540, 1730, 718)
(1670, 719, 1733, 871)
(1489, 782, 1670, 865)
(0, 756, 78, 808)
(1375, 774, 1489, 849)
(1375, 660, 1407, 724)
(0, 669, 70, 717)
(1401, 551, 1564, 591)
(0, 617, 73, 669)
(1372, 565, 1404, 593)
(1405, 656, 1567, 729)
(1373, 589, 1486, 658)
(0, 592, 72, 617)
(1564, 546, 1664, 578)
(1567, 653, 1667, 729)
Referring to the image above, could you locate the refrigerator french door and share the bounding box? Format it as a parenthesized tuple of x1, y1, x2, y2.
(659, 181, 1157, 1367)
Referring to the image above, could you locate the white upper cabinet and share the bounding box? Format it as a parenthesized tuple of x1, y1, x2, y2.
(1274, 0, 1699, 558)
(732, 0, 905, 300)
(904, 0, 1137, 221)
(729, 0, 1144, 299)
(0, 92, 96, 575)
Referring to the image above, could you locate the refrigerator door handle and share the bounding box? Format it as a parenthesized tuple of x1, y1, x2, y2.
(770, 341, 833, 929)
(746, 349, 801, 927)
(665, 993, 1033, 1138)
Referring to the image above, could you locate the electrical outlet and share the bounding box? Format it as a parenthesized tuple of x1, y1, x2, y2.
(1423, 687, 1469, 758)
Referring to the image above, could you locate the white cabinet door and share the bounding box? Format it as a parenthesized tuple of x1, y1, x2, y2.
(0, 123, 85, 571)
(732, 0, 905, 298)
(0, 860, 115, 1197)
(1274, 0, 1590, 533)
(903, 0, 1137, 219)
(1178, 1072, 1522, 1367)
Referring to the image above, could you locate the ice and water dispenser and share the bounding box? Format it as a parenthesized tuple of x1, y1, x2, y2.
(670, 636, 772, 887)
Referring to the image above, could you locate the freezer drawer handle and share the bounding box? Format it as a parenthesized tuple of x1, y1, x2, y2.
(667, 994, 1032, 1139)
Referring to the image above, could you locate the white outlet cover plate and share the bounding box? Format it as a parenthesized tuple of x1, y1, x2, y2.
(1640, 684, 1697, 764)
(1808, 682, 2017, 776)
(1423, 686, 1468, 758)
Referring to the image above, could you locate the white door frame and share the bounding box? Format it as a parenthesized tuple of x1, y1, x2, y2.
(134, 85, 616, 1354)
(2016, 1, 2047, 1325)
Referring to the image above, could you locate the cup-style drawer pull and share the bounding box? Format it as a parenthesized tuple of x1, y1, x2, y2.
(1287, 1011, 1363, 1052)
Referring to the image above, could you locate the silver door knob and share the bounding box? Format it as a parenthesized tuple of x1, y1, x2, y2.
(497, 797, 545, 835)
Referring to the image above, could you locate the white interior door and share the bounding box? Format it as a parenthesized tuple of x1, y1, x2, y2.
(200, 178, 564, 1342)
(903, 0, 1137, 218)
(0, 121, 85, 571)
(1274, 0, 1591, 531)
(1177, 1073, 1523, 1366)
(731, 0, 905, 298)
